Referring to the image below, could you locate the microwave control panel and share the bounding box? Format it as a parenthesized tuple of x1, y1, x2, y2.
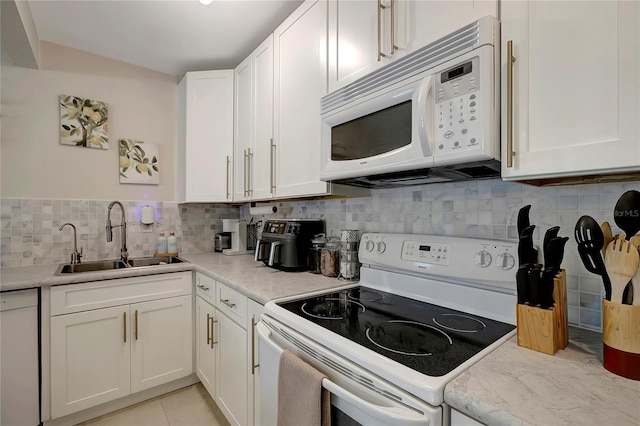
(434, 57, 482, 153)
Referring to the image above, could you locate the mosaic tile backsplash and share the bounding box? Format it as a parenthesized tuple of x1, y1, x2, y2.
(2, 179, 638, 332)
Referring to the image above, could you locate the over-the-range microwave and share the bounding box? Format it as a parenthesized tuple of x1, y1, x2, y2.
(320, 16, 501, 188)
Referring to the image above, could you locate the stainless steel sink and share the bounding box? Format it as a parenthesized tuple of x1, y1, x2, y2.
(127, 256, 185, 267)
(56, 259, 129, 275)
(55, 256, 187, 275)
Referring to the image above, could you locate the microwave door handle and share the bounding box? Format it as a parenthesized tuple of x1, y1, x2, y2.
(322, 379, 428, 425)
(415, 75, 435, 157)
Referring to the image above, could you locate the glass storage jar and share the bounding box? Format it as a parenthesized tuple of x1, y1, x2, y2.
(320, 237, 341, 277)
(309, 234, 327, 274)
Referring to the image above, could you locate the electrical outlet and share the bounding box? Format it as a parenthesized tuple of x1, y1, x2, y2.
(142, 223, 154, 233)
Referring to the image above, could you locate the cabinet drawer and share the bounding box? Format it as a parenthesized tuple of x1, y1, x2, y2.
(51, 272, 192, 316)
(195, 272, 217, 305)
(216, 282, 247, 327)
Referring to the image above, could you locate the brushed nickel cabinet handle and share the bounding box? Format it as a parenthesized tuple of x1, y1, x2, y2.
(220, 298, 236, 309)
(377, 0, 383, 60)
(270, 139, 276, 194)
(226, 155, 231, 199)
(210, 316, 218, 348)
(507, 40, 516, 168)
(206, 313, 212, 345)
(251, 317, 260, 375)
(248, 148, 254, 195)
(123, 311, 127, 343)
(135, 310, 139, 340)
(197, 284, 209, 292)
(243, 149, 249, 197)
(390, 0, 397, 53)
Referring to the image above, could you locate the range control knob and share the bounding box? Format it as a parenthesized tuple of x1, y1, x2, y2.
(474, 250, 492, 268)
(496, 252, 516, 271)
(364, 240, 375, 252)
(376, 241, 387, 253)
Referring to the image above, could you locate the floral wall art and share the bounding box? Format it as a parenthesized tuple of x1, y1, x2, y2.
(119, 139, 160, 185)
(59, 95, 109, 149)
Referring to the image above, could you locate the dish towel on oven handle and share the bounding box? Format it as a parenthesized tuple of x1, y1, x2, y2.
(277, 349, 331, 426)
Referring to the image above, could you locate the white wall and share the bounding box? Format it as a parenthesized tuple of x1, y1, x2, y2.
(1, 41, 178, 201)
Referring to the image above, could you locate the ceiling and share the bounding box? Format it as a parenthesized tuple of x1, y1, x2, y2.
(27, 0, 304, 77)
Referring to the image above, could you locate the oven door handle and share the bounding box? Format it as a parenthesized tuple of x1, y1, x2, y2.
(322, 379, 430, 425)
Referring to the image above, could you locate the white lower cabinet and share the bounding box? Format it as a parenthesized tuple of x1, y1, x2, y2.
(248, 300, 263, 426)
(196, 295, 217, 398)
(49, 272, 193, 419)
(216, 308, 248, 426)
(195, 272, 263, 426)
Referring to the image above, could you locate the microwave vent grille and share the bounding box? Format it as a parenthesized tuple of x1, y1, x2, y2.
(322, 17, 494, 114)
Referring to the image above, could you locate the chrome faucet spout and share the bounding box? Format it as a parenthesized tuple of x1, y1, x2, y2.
(106, 201, 128, 262)
(59, 222, 83, 264)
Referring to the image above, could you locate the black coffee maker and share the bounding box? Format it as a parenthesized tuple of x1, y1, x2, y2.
(254, 219, 324, 270)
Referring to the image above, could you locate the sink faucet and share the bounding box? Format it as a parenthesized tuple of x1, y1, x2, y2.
(59, 223, 83, 264)
(106, 201, 128, 262)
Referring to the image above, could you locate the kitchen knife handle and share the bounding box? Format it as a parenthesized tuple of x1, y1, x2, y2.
(507, 40, 516, 168)
(516, 267, 529, 304)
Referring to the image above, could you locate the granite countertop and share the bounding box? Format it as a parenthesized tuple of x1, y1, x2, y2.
(445, 327, 640, 425)
(4, 254, 639, 424)
(0, 252, 349, 304)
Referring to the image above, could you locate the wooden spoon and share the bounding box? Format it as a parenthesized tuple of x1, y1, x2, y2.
(605, 239, 640, 304)
(601, 222, 613, 258)
(614, 190, 640, 240)
(629, 235, 640, 305)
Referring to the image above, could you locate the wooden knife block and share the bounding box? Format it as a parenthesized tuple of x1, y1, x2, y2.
(602, 299, 640, 381)
(516, 270, 568, 355)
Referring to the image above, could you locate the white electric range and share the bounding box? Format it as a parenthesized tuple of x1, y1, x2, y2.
(258, 233, 518, 425)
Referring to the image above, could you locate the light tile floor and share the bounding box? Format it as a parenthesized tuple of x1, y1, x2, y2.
(77, 384, 230, 426)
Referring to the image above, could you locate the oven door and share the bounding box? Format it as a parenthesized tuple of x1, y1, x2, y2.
(258, 319, 441, 426)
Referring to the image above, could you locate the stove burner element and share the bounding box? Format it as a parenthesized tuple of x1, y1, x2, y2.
(348, 289, 384, 302)
(432, 314, 487, 333)
(366, 320, 452, 356)
(301, 298, 366, 320)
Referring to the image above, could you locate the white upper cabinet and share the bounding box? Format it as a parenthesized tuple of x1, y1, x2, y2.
(234, 35, 275, 202)
(501, 0, 640, 181)
(273, 0, 334, 198)
(328, 0, 497, 92)
(178, 70, 234, 202)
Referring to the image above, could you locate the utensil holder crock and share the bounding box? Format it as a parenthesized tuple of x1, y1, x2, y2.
(602, 299, 640, 381)
(516, 270, 568, 355)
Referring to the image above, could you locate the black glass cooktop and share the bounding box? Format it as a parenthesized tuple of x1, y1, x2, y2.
(278, 286, 515, 377)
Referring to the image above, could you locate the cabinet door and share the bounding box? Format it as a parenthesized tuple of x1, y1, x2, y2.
(274, 0, 331, 198)
(247, 300, 264, 426)
(234, 56, 253, 201)
(178, 70, 234, 202)
(399, 1, 497, 58)
(50, 306, 130, 418)
(328, 0, 385, 92)
(196, 296, 217, 399)
(1, 291, 39, 426)
(130, 295, 193, 393)
(252, 35, 275, 200)
(216, 311, 248, 426)
(501, 1, 640, 180)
